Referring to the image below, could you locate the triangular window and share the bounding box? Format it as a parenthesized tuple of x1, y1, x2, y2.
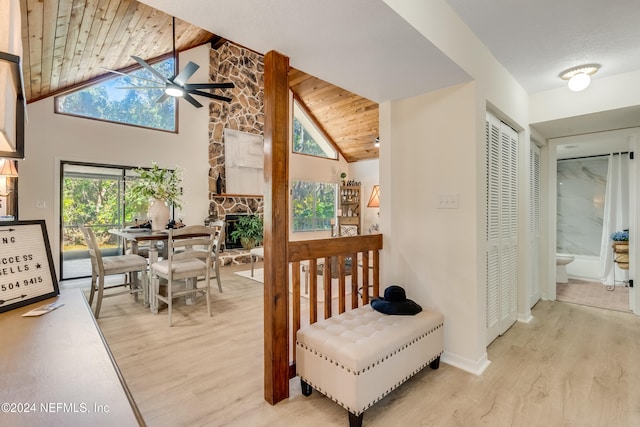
(55, 58, 177, 132)
(292, 101, 337, 159)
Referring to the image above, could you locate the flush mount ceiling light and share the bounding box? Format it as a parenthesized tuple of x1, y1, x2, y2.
(559, 64, 600, 92)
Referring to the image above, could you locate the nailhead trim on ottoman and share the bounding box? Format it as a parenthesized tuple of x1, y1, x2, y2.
(296, 305, 444, 419)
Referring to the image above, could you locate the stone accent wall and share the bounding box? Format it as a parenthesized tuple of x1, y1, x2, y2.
(208, 41, 265, 219)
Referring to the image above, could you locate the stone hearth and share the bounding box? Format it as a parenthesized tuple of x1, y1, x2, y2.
(218, 248, 255, 266)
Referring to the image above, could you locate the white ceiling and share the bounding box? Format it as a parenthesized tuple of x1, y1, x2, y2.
(141, 0, 640, 139)
(445, 0, 640, 94)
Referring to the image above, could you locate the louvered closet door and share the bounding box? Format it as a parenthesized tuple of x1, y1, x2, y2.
(529, 144, 541, 307)
(486, 112, 519, 344)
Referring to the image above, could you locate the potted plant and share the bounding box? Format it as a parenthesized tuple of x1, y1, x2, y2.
(129, 162, 183, 230)
(230, 214, 263, 250)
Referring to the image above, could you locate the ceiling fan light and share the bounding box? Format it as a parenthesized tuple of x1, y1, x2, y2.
(567, 72, 591, 92)
(165, 86, 184, 97)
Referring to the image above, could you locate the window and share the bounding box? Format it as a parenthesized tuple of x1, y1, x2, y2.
(292, 180, 336, 232)
(292, 101, 337, 159)
(55, 58, 177, 132)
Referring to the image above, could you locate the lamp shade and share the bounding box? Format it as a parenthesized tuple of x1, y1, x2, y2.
(367, 185, 380, 208)
(0, 159, 17, 176)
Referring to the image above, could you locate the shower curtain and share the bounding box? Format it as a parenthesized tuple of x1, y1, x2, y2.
(599, 153, 629, 285)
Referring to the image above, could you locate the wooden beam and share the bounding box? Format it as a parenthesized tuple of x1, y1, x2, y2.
(263, 50, 290, 405)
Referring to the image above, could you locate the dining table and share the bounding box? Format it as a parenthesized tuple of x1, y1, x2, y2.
(108, 227, 211, 314)
(109, 228, 170, 267)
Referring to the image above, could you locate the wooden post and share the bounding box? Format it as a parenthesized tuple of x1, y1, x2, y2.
(263, 50, 290, 405)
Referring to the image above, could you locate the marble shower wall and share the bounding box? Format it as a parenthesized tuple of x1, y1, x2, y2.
(557, 157, 608, 255)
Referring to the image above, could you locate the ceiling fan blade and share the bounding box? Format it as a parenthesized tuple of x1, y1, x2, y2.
(101, 67, 162, 85)
(190, 89, 232, 103)
(131, 55, 171, 84)
(116, 86, 165, 90)
(182, 92, 203, 108)
(156, 92, 170, 104)
(173, 62, 200, 86)
(183, 82, 235, 90)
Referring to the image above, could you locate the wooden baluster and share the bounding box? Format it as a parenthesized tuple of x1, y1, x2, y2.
(338, 255, 346, 314)
(292, 260, 301, 359)
(373, 250, 380, 298)
(324, 260, 332, 319)
(309, 260, 318, 324)
(361, 251, 370, 305)
(351, 251, 359, 309)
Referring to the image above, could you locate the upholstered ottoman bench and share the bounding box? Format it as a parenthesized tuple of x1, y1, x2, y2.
(296, 305, 444, 427)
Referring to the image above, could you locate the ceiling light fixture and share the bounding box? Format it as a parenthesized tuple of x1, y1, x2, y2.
(164, 85, 184, 97)
(559, 64, 600, 92)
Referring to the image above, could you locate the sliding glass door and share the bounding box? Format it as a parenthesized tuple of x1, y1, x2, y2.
(60, 162, 146, 280)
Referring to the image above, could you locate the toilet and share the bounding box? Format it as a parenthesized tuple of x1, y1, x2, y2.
(556, 254, 575, 283)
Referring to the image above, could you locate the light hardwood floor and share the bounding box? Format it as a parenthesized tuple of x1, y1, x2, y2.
(86, 264, 640, 427)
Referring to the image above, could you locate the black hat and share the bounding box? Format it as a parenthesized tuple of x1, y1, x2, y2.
(371, 285, 422, 316)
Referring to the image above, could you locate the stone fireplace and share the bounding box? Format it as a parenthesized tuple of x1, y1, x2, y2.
(207, 41, 265, 242)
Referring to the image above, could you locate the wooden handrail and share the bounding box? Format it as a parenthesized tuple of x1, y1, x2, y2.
(288, 234, 382, 261)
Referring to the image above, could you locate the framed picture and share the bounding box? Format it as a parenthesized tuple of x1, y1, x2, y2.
(0, 220, 59, 313)
(0, 52, 25, 159)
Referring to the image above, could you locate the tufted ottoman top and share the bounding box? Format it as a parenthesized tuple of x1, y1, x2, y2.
(296, 305, 444, 373)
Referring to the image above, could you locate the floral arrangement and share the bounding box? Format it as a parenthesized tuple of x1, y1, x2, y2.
(129, 162, 183, 209)
(611, 230, 629, 241)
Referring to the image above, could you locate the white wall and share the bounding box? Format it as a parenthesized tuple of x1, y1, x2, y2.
(20, 45, 211, 278)
(380, 0, 533, 374)
(383, 82, 488, 373)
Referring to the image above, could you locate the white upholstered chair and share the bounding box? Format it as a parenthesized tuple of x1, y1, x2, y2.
(80, 225, 148, 319)
(150, 225, 217, 326)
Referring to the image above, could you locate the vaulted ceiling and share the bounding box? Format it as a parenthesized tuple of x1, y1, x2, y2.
(18, 0, 378, 162)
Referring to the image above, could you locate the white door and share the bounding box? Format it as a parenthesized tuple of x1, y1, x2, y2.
(486, 112, 519, 344)
(529, 144, 541, 307)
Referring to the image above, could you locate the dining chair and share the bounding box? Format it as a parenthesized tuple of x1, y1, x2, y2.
(80, 226, 149, 319)
(150, 225, 217, 326)
(209, 220, 225, 292)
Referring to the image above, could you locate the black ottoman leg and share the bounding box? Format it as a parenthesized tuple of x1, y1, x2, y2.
(349, 412, 363, 427)
(429, 356, 441, 369)
(300, 379, 312, 396)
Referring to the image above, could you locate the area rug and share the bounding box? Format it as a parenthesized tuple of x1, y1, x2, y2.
(234, 268, 264, 283)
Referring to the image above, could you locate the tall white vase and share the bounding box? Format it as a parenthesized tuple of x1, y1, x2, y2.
(148, 198, 169, 231)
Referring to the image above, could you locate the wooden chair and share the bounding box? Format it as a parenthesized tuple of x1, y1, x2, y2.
(209, 220, 225, 292)
(150, 225, 217, 326)
(80, 226, 148, 319)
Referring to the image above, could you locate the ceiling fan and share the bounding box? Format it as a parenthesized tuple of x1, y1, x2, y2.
(108, 17, 234, 108)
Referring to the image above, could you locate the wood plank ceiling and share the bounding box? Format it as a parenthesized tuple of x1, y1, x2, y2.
(18, 0, 378, 162)
(289, 68, 379, 162)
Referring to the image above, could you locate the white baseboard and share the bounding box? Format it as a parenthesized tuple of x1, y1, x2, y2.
(441, 351, 491, 375)
(518, 311, 534, 323)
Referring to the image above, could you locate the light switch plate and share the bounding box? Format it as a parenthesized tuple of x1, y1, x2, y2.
(436, 193, 458, 209)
